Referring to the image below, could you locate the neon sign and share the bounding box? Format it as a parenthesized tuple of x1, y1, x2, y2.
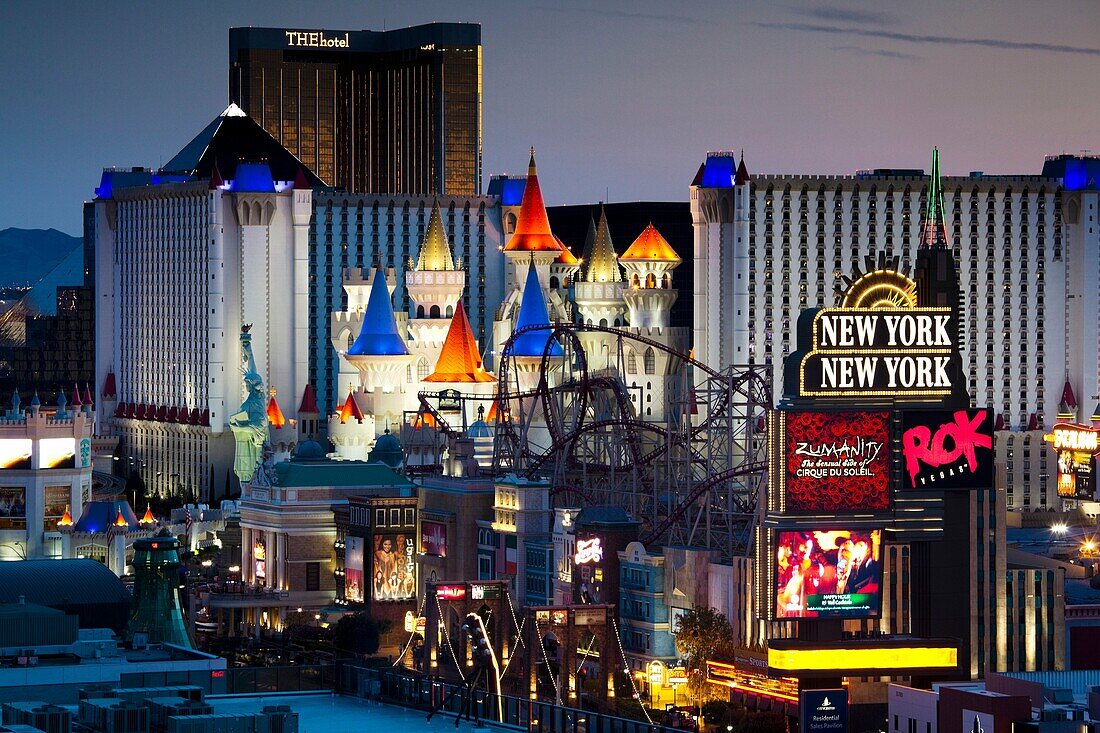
(1047, 423, 1100, 452)
(436, 584, 466, 600)
(284, 31, 350, 48)
(574, 538, 603, 565)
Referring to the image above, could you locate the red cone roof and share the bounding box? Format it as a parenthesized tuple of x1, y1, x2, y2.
(503, 149, 564, 253)
(298, 383, 319, 414)
(338, 391, 365, 424)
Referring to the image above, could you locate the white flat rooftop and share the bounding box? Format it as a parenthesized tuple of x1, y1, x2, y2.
(210, 693, 490, 733)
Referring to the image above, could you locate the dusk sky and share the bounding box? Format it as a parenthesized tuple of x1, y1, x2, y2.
(3, 0, 1099, 234)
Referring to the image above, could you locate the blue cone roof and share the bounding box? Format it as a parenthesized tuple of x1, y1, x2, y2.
(511, 262, 562, 358)
(347, 269, 410, 357)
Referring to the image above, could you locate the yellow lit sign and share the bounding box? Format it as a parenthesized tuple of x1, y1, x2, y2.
(767, 645, 957, 673)
(1046, 423, 1100, 453)
(648, 660, 665, 685)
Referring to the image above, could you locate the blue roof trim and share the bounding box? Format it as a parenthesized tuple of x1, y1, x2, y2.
(347, 270, 410, 356)
(510, 263, 563, 358)
(230, 162, 276, 193)
(487, 176, 527, 206)
(73, 500, 141, 533)
(699, 154, 736, 188)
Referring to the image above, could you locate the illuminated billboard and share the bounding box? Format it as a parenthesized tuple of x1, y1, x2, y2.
(254, 540, 266, 581)
(0, 487, 26, 528)
(0, 440, 32, 470)
(38, 438, 76, 469)
(373, 533, 416, 601)
(775, 529, 882, 619)
(1046, 423, 1099, 499)
(420, 520, 447, 557)
(901, 409, 993, 490)
(784, 411, 890, 512)
(345, 536, 365, 603)
(789, 308, 960, 400)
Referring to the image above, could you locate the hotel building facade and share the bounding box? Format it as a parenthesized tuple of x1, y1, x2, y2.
(229, 23, 482, 196)
(691, 153, 1100, 509)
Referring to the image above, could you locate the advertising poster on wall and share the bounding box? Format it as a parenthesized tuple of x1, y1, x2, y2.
(345, 536, 365, 603)
(42, 486, 69, 531)
(0, 440, 32, 470)
(420, 520, 447, 557)
(0, 487, 26, 528)
(784, 411, 891, 512)
(775, 529, 882, 619)
(373, 533, 416, 601)
(901, 409, 993, 490)
(38, 438, 76, 469)
(1045, 423, 1099, 500)
(800, 689, 848, 733)
(254, 540, 267, 582)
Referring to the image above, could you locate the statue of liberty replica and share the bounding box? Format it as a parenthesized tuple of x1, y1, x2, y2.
(229, 325, 269, 484)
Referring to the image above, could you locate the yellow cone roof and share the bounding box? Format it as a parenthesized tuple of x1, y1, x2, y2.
(416, 200, 456, 271)
(620, 223, 681, 263)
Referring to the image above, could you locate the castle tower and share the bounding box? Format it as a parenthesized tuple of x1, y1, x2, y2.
(573, 207, 625, 368)
(266, 389, 294, 463)
(331, 267, 399, 407)
(424, 302, 496, 425)
(328, 386, 376, 460)
(620, 223, 682, 328)
(296, 383, 320, 440)
(344, 269, 412, 433)
(508, 262, 564, 391)
(502, 149, 566, 293)
(406, 200, 465, 348)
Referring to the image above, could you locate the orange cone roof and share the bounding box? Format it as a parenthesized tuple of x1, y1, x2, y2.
(339, 391, 365, 424)
(58, 505, 73, 527)
(425, 303, 495, 383)
(620, 223, 681, 263)
(140, 505, 156, 524)
(114, 508, 129, 527)
(503, 150, 565, 253)
(266, 390, 286, 428)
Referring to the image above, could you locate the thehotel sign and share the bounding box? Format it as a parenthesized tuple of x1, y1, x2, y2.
(795, 308, 957, 398)
(285, 31, 351, 48)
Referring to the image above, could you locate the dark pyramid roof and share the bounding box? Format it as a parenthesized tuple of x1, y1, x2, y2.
(163, 104, 325, 187)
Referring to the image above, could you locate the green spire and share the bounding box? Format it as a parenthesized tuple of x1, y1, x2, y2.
(920, 147, 950, 250)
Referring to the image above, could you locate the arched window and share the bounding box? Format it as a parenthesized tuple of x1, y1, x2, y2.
(632, 274, 640, 288)
(644, 347, 655, 375)
(430, 305, 441, 318)
(417, 358, 430, 380)
(347, 332, 354, 351)
(626, 350, 637, 374)
(506, 212, 517, 232)
(662, 273, 671, 289)
(550, 276, 560, 290)
(417, 305, 425, 318)
(599, 318, 608, 328)
(446, 305, 453, 318)
(406, 364, 413, 381)
(645, 273, 657, 289)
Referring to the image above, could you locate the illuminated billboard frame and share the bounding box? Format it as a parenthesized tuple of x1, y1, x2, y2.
(38, 438, 76, 469)
(767, 639, 958, 676)
(420, 520, 447, 557)
(782, 411, 891, 512)
(345, 536, 365, 603)
(774, 529, 883, 620)
(901, 409, 993, 490)
(1046, 423, 1099, 500)
(0, 440, 32, 470)
(373, 533, 416, 602)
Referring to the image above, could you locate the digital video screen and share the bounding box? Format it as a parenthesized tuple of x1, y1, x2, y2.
(775, 529, 882, 619)
(784, 411, 891, 512)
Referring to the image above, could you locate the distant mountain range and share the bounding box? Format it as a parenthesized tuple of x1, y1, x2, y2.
(0, 228, 82, 288)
